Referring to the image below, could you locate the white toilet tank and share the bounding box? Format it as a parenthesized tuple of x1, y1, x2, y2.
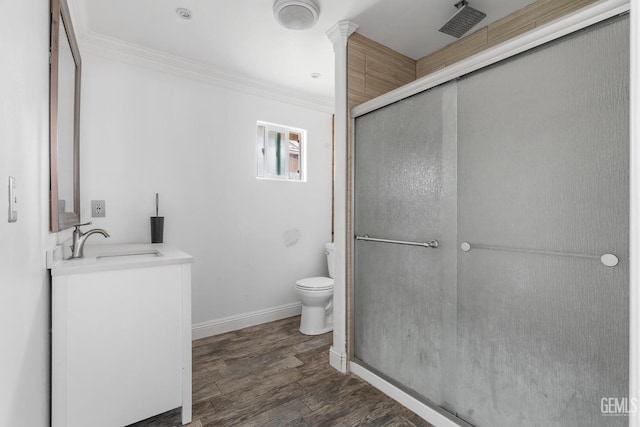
(325, 242, 335, 278)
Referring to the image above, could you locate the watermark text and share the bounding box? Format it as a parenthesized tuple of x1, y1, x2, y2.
(601, 397, 638, 416)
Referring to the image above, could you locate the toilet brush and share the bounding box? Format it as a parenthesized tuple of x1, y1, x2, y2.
(150, 193, 164, 243)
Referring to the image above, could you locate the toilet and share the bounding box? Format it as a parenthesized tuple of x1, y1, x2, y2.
(295, 242, 334, 335)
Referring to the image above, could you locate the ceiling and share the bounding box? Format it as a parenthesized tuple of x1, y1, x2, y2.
(72, 0, 534, 103)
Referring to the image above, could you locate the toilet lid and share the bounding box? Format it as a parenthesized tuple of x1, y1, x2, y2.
(296, 277, 334, 291)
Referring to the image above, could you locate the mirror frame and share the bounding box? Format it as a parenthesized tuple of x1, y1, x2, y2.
(50, 0, 81, 232)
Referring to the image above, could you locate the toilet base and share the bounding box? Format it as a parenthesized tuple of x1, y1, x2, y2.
(299, 305, 333, 335)
(299, 324, 333, 336)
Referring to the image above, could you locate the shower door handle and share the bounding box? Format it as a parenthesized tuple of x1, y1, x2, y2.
(355, 235, 439, 248)
(460, 241, 619, 267)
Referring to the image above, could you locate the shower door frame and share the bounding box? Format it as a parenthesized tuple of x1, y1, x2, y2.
(346, 1, 637, 426)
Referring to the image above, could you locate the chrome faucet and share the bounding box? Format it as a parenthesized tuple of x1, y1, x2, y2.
(70, 222, 110, 259)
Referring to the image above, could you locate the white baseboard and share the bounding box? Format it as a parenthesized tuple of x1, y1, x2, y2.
(350, 362, 469, 427)
(329, 346, 348, 373)
(192, 302, 302, 340)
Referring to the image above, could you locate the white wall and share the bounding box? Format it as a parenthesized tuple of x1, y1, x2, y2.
(80, 53, 333, 332)
(0, 1, 68, 425)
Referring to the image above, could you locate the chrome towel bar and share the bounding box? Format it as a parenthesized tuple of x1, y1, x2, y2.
(460, 241, 619, 267)
(355, 235, 439, 248)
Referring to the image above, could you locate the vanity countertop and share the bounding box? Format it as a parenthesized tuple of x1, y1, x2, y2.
(49, 243, 194, 276)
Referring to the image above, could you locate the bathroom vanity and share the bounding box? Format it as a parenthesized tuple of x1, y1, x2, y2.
(49, 244, 193, 427)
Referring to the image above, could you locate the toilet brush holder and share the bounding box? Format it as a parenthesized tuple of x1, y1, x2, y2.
(150, 216, 164, 243)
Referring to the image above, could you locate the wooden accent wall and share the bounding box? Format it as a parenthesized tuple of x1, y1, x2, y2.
(347, 32, 416, 112)
(416, 0, 598, 78)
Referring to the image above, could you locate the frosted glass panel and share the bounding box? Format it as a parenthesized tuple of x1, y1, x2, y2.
(352, 14, 629, 427)
(353, 82, 458, 408)
(267, 130, 286, 177)
(456, 16, 629, 427)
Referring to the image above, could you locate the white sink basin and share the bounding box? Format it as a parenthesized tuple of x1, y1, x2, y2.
(96, 249, 162, 260)
(48, 244, 193, 276)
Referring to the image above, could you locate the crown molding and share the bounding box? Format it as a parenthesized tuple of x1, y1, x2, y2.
(79, 31, 334, 113)
(326, 20, 359, 49)
(65, 0, 89, 40)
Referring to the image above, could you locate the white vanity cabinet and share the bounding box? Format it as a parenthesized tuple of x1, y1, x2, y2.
(49, 244, 193, 427)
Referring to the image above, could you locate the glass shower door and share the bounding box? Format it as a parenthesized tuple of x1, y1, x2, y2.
(353, 82, 458, 410)
(455, 16, 629, 427)
(352, 14, 629, 427)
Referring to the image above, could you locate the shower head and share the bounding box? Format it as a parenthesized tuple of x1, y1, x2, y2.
(439, 0, 486, 39)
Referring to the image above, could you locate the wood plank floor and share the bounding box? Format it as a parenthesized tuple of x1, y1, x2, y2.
(130, 316, 433, 427)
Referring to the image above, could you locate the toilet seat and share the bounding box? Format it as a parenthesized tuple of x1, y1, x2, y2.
(295, 277, 334, 291)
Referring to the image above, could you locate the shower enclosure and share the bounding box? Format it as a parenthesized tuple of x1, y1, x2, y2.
(352, 15, 629, 427)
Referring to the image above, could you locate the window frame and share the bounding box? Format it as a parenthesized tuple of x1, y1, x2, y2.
(256, 121, 307, 182)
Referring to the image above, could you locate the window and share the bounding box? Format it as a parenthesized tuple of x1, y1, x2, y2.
(256, 121, 305, 181)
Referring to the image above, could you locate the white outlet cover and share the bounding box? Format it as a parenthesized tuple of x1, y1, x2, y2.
(91, 200, 106, 218)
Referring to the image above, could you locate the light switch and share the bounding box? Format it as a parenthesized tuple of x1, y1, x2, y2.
(8, 176, 17, 223)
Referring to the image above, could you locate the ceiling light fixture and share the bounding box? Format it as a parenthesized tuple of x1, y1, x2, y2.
(273, 0, 320, 30)
(176, 8, 192, 20)
(310, 72, 321, 79)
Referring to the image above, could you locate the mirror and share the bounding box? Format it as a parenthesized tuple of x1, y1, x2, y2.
(50, 0, 81, 232)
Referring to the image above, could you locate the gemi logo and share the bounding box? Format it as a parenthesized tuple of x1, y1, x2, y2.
(601, 398, 639, 416)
